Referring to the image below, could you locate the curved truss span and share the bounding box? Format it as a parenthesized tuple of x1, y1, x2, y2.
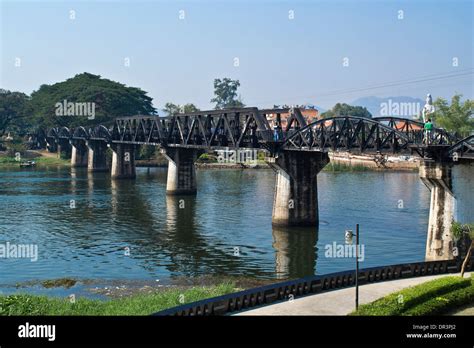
(280, 116, 413, 154)
(448, 135, 474, 159)
(46, 128, 58, 139)
(58, 127, 71, 138)
(90, 125, 112, 141)
(72, 126, 90, 139)
(373, 116, 458, 145)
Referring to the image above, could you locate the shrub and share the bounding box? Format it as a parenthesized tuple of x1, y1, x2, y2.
(197, 153, 217, 163)
(6, 142, 26, 157)
(138, 145, 156, 160)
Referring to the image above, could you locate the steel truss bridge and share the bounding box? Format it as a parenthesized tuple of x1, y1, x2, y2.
(42, 107, 473, 160)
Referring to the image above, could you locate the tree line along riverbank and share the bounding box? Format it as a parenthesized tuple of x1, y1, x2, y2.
(0, 148, 420, 172)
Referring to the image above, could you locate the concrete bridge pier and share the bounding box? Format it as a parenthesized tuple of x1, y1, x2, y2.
(452, 161, 474, 224)
(161, 147, 202, 195)
(46, 139, 57, 153)
(57, 140, 71, 159)
(70, 140, 88, 167)
(110, 143, 136, 179)
(86, 140, 109, 172)
(420, 160, 474, 261)
(267, 150, 330, 226)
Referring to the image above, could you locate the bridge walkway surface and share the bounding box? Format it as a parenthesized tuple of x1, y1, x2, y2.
(233, 272, 472, 316)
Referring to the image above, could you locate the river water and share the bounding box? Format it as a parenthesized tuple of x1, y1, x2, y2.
(0, 167, 429, 291)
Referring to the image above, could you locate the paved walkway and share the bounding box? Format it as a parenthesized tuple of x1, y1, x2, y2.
(450, 304, 474, 315)
(234, 272, 471, 316)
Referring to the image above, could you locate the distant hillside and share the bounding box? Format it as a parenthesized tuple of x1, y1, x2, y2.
(351, 96, 424, 118)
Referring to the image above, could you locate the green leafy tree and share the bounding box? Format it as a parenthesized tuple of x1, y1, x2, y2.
(210, 78, 245, 109)
(163, 102, 200, 115)
(163, 103, 179, 116)
(0, 89, 31, 136)
(29, 72, 157, 128)
(138, 145, 156, 160)
(433, 94, 473, 137)
(321, 103, 372, 118)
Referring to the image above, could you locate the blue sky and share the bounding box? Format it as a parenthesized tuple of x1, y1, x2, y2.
(1, 0, 473, 111)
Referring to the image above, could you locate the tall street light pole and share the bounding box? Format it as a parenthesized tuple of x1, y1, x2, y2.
(345, 224, 360, 311)
(355, 223, 360, 310)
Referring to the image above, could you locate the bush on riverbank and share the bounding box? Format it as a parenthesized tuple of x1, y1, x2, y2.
(197, 153, 217, 163)
(0, 156, 18, 165)
(351, 274, 474, 316)
(0, 283, 236, 315)
(5, 142, 27, 157)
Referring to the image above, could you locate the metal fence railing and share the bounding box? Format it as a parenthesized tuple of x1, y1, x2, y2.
(153, 258, 473, 316)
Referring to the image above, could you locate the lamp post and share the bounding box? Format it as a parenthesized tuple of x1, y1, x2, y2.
(345, 224, 360, 311)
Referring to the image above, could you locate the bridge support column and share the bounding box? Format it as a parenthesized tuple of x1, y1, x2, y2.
(452, 162, 474, 224)
(70, 140, 88, 168)
(420, 161, 456, 261)
(86, 140, 109, 172)
(57, 140, 71, 159)
(111, 144, 136, 179)
(161, 147, 202, 195)
(46, 140, 57, 153)
(267, 150, 329, 226)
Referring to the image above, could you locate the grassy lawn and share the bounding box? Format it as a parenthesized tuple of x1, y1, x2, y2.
(0, 156, 22, 166)
(351, 274, 474, 316)
(0, 156, 70, 167)
(0, 283, 235, 315)
(33, 156, 70, 166)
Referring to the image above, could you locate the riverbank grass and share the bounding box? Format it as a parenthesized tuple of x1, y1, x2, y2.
(0, 156, 70, 167)
(0, 283, 235, 315)
(323, 162, 370, 172)
(350, 274, 474, 316)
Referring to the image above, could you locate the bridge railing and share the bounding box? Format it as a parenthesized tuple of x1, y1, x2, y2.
(152, 258, 472, 316)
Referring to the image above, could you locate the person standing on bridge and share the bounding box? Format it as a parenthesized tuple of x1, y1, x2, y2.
(424, 118, 434, 145)
(273, 126, 280, 141)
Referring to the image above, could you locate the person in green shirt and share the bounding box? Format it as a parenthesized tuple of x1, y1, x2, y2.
(424, 119, 433, 144)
